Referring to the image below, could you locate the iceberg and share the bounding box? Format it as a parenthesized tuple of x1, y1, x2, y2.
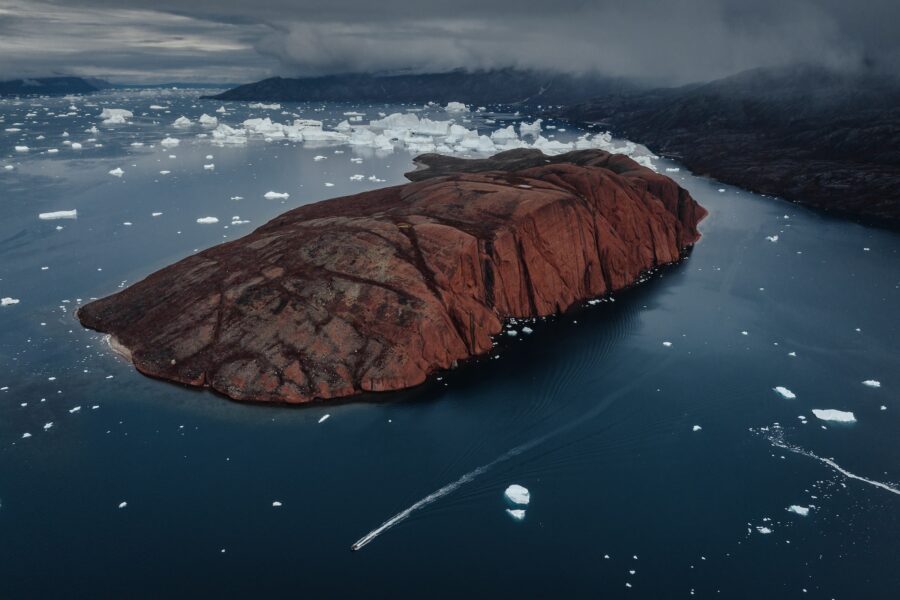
(445, 101, 469, 112)
(108, 167, 124, 177)
(249, 103, 281, 110)
(773, 386, 796, 399)
(198, 114, 218, 127)
(100, 108, 133, 124)
(264, 191, 290, 200)
(506, 509, 526, 521)
(196, 216, 219, 224)
(519, 119, 542, 137)
(812, 409, 856, 423)
(861, 380, 881, 388)
(39, 210, 77, 220)
(504, 484, 530, 506)
(173, 116, 192, 128)
(160, 137, 180, 147)
(787, 505, 810, 516)
(1, 297, 20, 306)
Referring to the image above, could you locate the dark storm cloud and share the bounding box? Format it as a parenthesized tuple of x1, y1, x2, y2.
(2, 0, 898, 84)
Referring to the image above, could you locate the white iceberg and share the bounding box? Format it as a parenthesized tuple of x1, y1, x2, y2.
(1, 297, 20, 306)
(100, 108, 132, 124)
(445, 101, 469, 112)
(773, 386, 796, 399)
(172, 116, 192, 128)
(787, 505, 809, 516)
(861, 380, 881, 388)
(108, 167, 124, 177)
(14, 145, 29, 152)
(812, 409, 856, 423)
(506, 509, 526, 521)
(249, 102, 281, 110)
(199, 113, 218, 127)
(519, 119, 542, 137)
(196, 216, 219, 224)
(160, 137, 180, 147)
(39, 210, 77, 220)
(504, 484, 530, 506)
(264, 191, 290, 200)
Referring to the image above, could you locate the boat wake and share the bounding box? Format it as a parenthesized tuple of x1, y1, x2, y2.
(761, 425, 900, 497)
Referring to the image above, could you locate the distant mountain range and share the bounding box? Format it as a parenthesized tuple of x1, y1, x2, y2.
(204, 69, 634, 106)
(562, 64, 900, 227)
(0, 76, 110, 97)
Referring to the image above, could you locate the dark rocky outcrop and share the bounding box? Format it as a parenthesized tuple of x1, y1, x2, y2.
(563, 65, 900, 228)
(77, 149, 706, 404)
(0, 77, 108, 97)
(204, 69, 633, 106)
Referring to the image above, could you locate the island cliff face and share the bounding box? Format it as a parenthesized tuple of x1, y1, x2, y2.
(77, 149, 706, 404)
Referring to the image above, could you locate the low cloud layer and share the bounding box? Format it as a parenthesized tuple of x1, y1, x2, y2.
(2, 0, 898, 84)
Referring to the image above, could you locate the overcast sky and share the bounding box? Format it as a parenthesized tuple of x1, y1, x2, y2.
(1, 0, 897, 84)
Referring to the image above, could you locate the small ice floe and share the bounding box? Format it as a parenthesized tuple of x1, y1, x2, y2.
(172, 116, 192, 128)
(521, 326, 533, 334)
(159, 170, 170, 175)
(812, 409, 856, 423)
(249, 102, 281, 110)
(765, 235, 779, 242)
(662, 341, 673, 347)
(69, 406, 81, 414)
(14, 145, 29, 152)
(196, 216, 219, 224)
(108, 167, 124, 177)
(504, 484, 530, 506)
(717, 188, 726, 193)
(1, 297, 20, 307)
(149, 105, 166, 110)
(756, 526, 773, 534)
(272, 501, 283, 507)
(159, 137, 179, 147)
(506, 509, 526, 521)
(118, 501, 127, 509)
(773, 386, 796, 399)
(199, 114, 218, 127)
(445, 101, 469, 112)
(318, 414, 330, 424)
(788, 351, 797, 357)
(39, 209, 77, 220)
(313, 155, 326, 161)
(861, 380, 881, 388)
(203, 164, 215, 170)
(506, 330, 518, 337)
(216, 106, 227, 114)
(70, 142, 82, 150)
(787, 505, 809, 517)
(264, 191, 289, 200)
(43, 422, 53, 430)
(22, 432, 32, 439)
(324, 182, 335, 187)
(152, 212, 163, 217)
(100, 108, 132, 124)
(665, 167, 680, 173)
(692, 425, 702, 432)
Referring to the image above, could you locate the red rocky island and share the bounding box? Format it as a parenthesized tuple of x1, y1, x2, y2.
(77, 149, 706, 404)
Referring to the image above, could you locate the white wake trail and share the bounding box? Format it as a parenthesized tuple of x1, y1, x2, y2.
(766, 427, 900, 497)
(351, 382, 639, 551)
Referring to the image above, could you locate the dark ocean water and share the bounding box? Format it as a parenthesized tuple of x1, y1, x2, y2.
(1, 90, 898, 599)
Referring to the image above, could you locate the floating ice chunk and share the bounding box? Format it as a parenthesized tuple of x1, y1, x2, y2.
(504, 484, 530, 506)
(272, 500, 283, 507)
(173, 116, 192, 128)
(100, 108, 132, 124)
(445, 101, 469, 112)
(149, 105, 166, 110)
(118, 501, 127, 509)
(774, 386, 796, 399)
(787, 505, 809, 516)
(756, 526, 772, 534)
(662, 341, 673, 347)
(812, 409, 856, 423)
(199, 114, 218, 127)
(3, 165, 13, 170)
(718, 188, 726, 193)
(69, 406, 81, 413)
(22, 432, 32, 439)
(519, 119, 542, 136)
(160, 137, 179, 147)
(318, 414, 330, 424)
(506, 509, 526, 521)
(1, 297, 20, 306)
(152, 212, 163, 217)
(506, 330, 518, 337)
(313, 155, 326, 161)
(70, 142, 82, 149)
(196, 216, 219, 224)
(203, 164, 215, 170)
(215, 105, 227, 114)
(249, 102, 281, 110)
(665, 167, 680, 173)
(264, 191, 289, 200)
(43, 422, 53, 430)
(522, 326, 533, 334)
(765, 235, 779, 242)
(861, 380, 881, 388)
(692, 425, 702, 432)
(108, 167, 124, 177)
(15, 145, 30, 152)
(490, 125, 518, 142)
(39, 210, 77, 220)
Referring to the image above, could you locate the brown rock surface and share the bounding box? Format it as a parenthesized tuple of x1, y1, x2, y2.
(77, 149, 706, 404)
